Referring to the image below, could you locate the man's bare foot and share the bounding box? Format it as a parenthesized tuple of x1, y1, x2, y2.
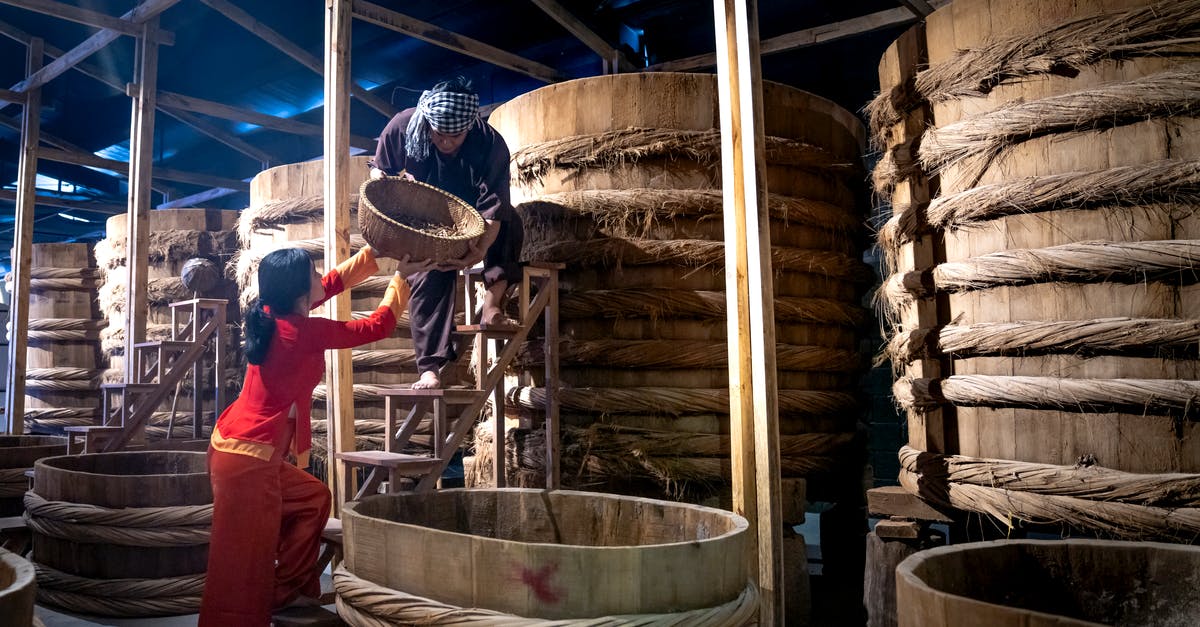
(481, 280, 513, 326)
(413, 370, 440, 389)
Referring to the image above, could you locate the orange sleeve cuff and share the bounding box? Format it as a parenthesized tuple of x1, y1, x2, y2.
(335, 246, 379, 288)
(380, 274, 410, 320)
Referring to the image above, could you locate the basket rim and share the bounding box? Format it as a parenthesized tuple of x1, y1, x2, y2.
(359, 176, 485, 243)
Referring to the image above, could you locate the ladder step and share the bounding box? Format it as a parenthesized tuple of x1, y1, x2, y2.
(169, 298, 228, 308)
(337, 451, 441, 472)
(133, 340, 194, 350)
(321, 518, 343, 544)
(101, 383, 159, 392)
(271, 605, 343, 627)
(455, 323, 521, 336)
(376, 387, 486, 404)
(61, 425, 124, 434)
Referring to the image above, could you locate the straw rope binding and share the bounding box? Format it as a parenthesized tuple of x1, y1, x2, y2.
(867, 0, 1200, 143)
(508, 386, 858, 417)
(894, 374, 1200, 415)
(34, 563, 204, 617)
(237, 194, 360, 245)
(518, 339, 863, 372)
(558, 289, 867, 327)
(333, 565, 759, 627)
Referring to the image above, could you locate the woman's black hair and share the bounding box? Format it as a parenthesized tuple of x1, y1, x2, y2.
(244, 248, 314, 365)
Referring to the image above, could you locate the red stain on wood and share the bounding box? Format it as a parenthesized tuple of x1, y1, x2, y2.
(519, 562, 564, 604)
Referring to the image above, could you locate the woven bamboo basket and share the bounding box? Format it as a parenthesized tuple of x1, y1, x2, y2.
(872, 0, 1200, 539)
(358, 176, 485, 262)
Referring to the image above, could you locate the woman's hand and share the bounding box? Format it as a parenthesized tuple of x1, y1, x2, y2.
(393, 254, 440, 277)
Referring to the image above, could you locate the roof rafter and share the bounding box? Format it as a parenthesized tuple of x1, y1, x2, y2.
(529, 0, 635, 72)
(0, 0, 175, 43)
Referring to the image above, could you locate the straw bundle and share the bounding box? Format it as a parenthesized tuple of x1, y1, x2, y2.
(912, 67, 1200, 189)
(894, 374, 1200, 415)
(508, 385, 858, 418)
(518, 339, 863, 372)
(558, 289, 867, 326)
(888, 317, 1200, 363)
(525, 237, 874, 282)
(236, 195, 359, 245)
(512, 128, 859, 186)
(867, 0, 1200, 143)
(93, 231, 237, 270)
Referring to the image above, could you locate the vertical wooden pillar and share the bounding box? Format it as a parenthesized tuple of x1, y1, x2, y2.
(324, 0, 354, 511)
(124, 19, 161, 378)
(713, 0, 783, 624)
(3, 38, 42, 435)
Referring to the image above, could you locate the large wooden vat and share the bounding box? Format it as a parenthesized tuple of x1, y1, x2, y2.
(27, 451, 210, 616)
(240, 157, 459, 470)
(0, 548, 35, 627)
(0, 435, 66, 516)
(873, 0, 1200, 538)
(96, 208, 241, 440)
(896, 540, 1200, 626)
(339, 488, 752, 623)
(486, 73, 870, 501)
(12, 243, 104, 434)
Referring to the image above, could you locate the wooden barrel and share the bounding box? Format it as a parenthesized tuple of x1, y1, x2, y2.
(28, 449, 211, 586)
(486, 73, 870, 501)
(340, 488, 751, 622)
(12, 243, 105, 434)
(96, 208, 242, 440)
(896, 540, 1200, 626)
(241, 157, 461, 471)
(0, 435, 67, 516)
(873, 0, 1200, 539)
(0, 548, 36, 627)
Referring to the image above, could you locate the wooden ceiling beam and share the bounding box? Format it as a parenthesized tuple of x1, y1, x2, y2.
(198, 0, 397, 119)
(6, 0, 180, 96)
(897, 0, 936, 17)
(0, 0, 175, 43)
(0, 189, 125, 214)
(645, 6, 925, 72)
(38, 146, 251, 191)
(352, 0, 568, 83)
(156, 186, 238, 209)
(528, 0, 635, 72)
(155, 89, 377, 150)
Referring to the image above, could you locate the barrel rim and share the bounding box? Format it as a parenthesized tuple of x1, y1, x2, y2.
(345, 487, 749, 549)
(896, 538, 1200, 625)
(34, 450, 209, 480)
(0, 547, 35, 599)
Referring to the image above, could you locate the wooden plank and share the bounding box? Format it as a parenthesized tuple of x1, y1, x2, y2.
(647, 7, 921, 72)
(6, 0, 179, 95)
(3, 37, 41, 435)
(897, 0, 936, 17)
(0, 0, 175, 42)
(0, 189, 124, 214)
(161, 107, 276, 166)
(352, 0, 567, 83)
(528, 0, 634, 72)
(197, 0, 396, 119)
(866, 486, 954, 523)
(155, 89, 376, 150)
(874, 519, 922, 540)
(325, 0, 355, 513)
(155, 186, 238, 209)
(0, 87, 25, 103)
(714, 0, 782, 623)
(124, 19, 160, 387)
(37, 147, 250, 191)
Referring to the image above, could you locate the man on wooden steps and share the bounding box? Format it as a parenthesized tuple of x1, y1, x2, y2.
(370, 76, 523, 390)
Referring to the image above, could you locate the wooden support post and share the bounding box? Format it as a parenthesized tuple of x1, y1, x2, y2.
(714, 0, 783, 623)
(123, 19, 160, 383)
(3, 37, 41, 435)
(543, 271, 560, 489)
(324, 0, 355, 513)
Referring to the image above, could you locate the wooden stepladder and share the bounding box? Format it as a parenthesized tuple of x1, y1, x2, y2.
(337, 262, 562, 499)
(64, 298, 229, 453)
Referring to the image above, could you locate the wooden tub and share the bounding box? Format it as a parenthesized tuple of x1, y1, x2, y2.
(342, 488, 750, 621)
(897, 539, 1200, 626)
(0, 435, 66, 516)
(0, 547, 35, 627)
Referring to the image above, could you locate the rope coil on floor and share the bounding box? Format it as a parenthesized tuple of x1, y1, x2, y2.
(333, 566, 758, 626)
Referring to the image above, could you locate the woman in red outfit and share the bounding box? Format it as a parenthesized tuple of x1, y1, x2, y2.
(199, 245, 424, 626)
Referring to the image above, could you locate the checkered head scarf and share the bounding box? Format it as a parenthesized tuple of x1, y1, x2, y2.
(405, 89, 479, 160)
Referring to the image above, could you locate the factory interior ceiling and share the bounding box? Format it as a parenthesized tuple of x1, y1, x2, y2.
(0, 0, 933, 268)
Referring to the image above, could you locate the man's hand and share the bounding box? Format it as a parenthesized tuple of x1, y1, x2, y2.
(441, 219, 499, 270)
(394, 254, 440, 276)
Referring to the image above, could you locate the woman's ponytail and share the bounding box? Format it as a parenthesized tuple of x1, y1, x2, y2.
(244, 297, 275, 365)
